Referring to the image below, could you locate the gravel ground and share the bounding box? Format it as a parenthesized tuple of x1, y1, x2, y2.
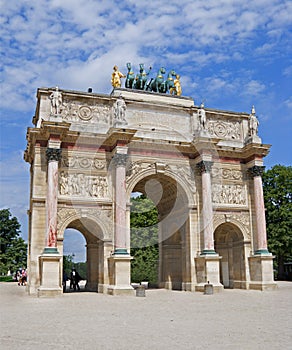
(1, 281, 291, 350)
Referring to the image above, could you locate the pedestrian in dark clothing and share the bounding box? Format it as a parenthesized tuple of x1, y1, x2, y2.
(70, 268, 81, 291)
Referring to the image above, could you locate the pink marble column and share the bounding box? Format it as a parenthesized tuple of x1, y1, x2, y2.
(197, 161, 216, 254)
(113, 153, 128, 254)
(248, 166, 270, 254)
(46, 148, 62, 248)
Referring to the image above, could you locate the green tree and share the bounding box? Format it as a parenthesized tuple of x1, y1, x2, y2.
(130, 195, 159, 285)
(263, 165, 292, 279)
(0, 209, 27, 275)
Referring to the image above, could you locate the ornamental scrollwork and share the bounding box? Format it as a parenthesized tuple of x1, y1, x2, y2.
(212, 167, 243, 181)
(59, 100, 111, 124)
(207, 119, 242, 140)
(61, 156, 106, 170)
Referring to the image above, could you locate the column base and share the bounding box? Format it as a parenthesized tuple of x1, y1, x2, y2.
(248, 254, 277, 291)
(195, 254, 223, 293)
(38, 249, 62, 298)
(108, 254, 134, 296)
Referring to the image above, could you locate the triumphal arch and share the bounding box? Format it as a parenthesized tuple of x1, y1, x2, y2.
(24, 70, 276, 296)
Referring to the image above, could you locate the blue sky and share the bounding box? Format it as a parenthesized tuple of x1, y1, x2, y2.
(0, 0, 291, 261)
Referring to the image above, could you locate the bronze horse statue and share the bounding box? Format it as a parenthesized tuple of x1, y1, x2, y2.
(125, 62, 135, 89)
(147, 67, 166, 92)
(160, 69, 176, 93)
(134, 63, 152, 90)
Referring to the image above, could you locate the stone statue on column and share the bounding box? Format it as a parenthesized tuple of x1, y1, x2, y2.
(246, 105, 261, 144)
(49, 87, 62, 115)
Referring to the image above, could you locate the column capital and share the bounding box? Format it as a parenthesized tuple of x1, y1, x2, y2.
(248, 165, 265, 178)
(112, 153, 129, 167)
(46, 148, 62, 162)
(196, 160, 213, 174)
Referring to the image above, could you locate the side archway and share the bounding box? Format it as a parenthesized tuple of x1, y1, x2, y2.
(214, 222, 247, 289)
(57, 211, 111, 292)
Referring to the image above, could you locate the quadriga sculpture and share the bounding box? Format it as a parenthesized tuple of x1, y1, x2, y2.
(134, 63, 152, 90)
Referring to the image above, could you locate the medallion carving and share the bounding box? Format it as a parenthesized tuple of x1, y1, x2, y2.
(61, 156, 106, 170)
(59, 99, 111, 124)
(212, 166, 243, 181)
(207, 119, 242, 140)
(212, 184, 247, 205)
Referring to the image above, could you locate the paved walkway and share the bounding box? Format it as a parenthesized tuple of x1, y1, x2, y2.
(1, 281, 291, 350)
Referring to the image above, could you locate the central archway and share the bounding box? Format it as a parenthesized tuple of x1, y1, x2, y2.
(130, 173, 190, 290)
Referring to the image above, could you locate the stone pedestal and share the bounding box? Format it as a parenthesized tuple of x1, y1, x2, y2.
(195, 255, 223, 293)
(249, 255, 277, 291)
(107, 255, 135, 296)
(38, 248, 62, 297)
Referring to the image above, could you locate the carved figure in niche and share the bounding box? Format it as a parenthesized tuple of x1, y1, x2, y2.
(70, 175, 79, 195)
(249, 105, 259, 136)
(111, 65, 125, 88)
(114, 97, 126, 122)
(59, 172, 69, 195)
(198, 102, 206, 130)
(49, 86, 62, 115)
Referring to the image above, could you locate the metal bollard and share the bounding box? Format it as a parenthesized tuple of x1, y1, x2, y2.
(136, 285, 146, 297)
(204, 281, 213, 295)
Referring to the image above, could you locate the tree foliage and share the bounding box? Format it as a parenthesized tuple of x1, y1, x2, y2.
(0, 209, 27, 275)
(263, 165, 292, 278)
(130, 195, 159, 284)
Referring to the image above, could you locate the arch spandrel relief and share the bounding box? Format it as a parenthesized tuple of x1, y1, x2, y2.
(213, 212, 251, 241)
(57, 207, 112, 241)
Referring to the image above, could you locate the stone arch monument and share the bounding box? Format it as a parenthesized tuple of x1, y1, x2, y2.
(24, 86, 277, 296)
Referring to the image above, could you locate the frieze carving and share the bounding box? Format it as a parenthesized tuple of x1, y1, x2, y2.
(248, 165, 265, 178)
(212, 167, 243, 181)
(46, 148, 62, 162)
(212, 184, 247, 205)
(206, 119, 241, 140)
(59, 172, 109, 198)
(59, 99, 111, 124)
(61, 156, 106, 170)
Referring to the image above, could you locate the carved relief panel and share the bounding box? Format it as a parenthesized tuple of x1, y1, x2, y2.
(206, 117, 242, 141)
(59, 172, 109, 199)
(58, 98, 111, 124)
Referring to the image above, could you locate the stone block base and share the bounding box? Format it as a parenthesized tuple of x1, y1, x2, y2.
(107, 254, 134, 296)
(248, 254, 277, 291)
(107, 285, 135, 296)
(38, 249, 62, 297)
(195, 254, 223, 292)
